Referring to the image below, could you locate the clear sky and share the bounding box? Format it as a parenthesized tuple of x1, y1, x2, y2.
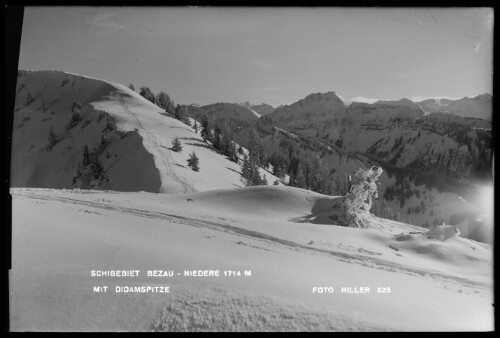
(18, 7, 493, 107)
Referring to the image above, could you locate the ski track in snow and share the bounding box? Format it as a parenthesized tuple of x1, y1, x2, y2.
(12, 189, 489, 291)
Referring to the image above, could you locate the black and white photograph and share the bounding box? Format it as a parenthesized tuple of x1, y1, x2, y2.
(6, 6, 494, 331)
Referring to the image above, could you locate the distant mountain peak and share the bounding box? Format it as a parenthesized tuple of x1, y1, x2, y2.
(473, 93, 492, 101)
(416, 93, 492, 120)
(302, 91, 348, 108)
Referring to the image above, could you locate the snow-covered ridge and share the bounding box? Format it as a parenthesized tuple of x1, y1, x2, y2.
(15, 70, 281, 194)
(88, 79, 280, 193)
(335, 93, 352, 106)
(350, 97, 388, 104)
(238, 102, 262, 119)
(409, 96, 464, 103)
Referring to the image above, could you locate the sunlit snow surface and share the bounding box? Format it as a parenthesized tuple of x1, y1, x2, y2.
(10, 187, 493, 331)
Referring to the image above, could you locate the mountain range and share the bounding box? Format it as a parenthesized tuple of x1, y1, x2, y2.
(183, 90, 492, 242)
(10, 70, 493, 331)
(11, 70, 493, 243)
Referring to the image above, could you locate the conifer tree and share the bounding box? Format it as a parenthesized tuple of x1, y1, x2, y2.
(221, 124, 232, 155)
(200, 115, 210, 142)
(139, 86, 156, 104)
(82, 145, 91, 166)
(241, 153, 252, 182)
(249, 161, 262, 185)
(187, 151, 199, 171)
(165, 97, 175, 115)
(303, 162, 311, 189)
(156, 91, 173, 112)
(26, 92, 33, 105)
(260, 174, 268, 186)
(100, 134, 108, 150)
(171, 137, 182, 152)
(295, 166, 306, 189)
(90, 157, 105, 179)
(174, 104, 183, 121)
(193, 121, 198, 134)
(72, 101, 82, 112)
(47, 127, 58, 151)
(248, 129, 263, 166)
(103, 115, 115, 132)
(212, 122, 223, 150)
(72, 162, 82, 185)
(227, 141, 238, 163)
(66, 111, 82, 130)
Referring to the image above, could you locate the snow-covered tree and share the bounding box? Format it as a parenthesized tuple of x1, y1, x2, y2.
(338, 166, 383, 228)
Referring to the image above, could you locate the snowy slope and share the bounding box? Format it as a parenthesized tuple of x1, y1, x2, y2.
(10, 186, 493, 331)
(89, 80, 280, 193)
(11, 70, 161, 192)
(13, 70, 279, 194)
